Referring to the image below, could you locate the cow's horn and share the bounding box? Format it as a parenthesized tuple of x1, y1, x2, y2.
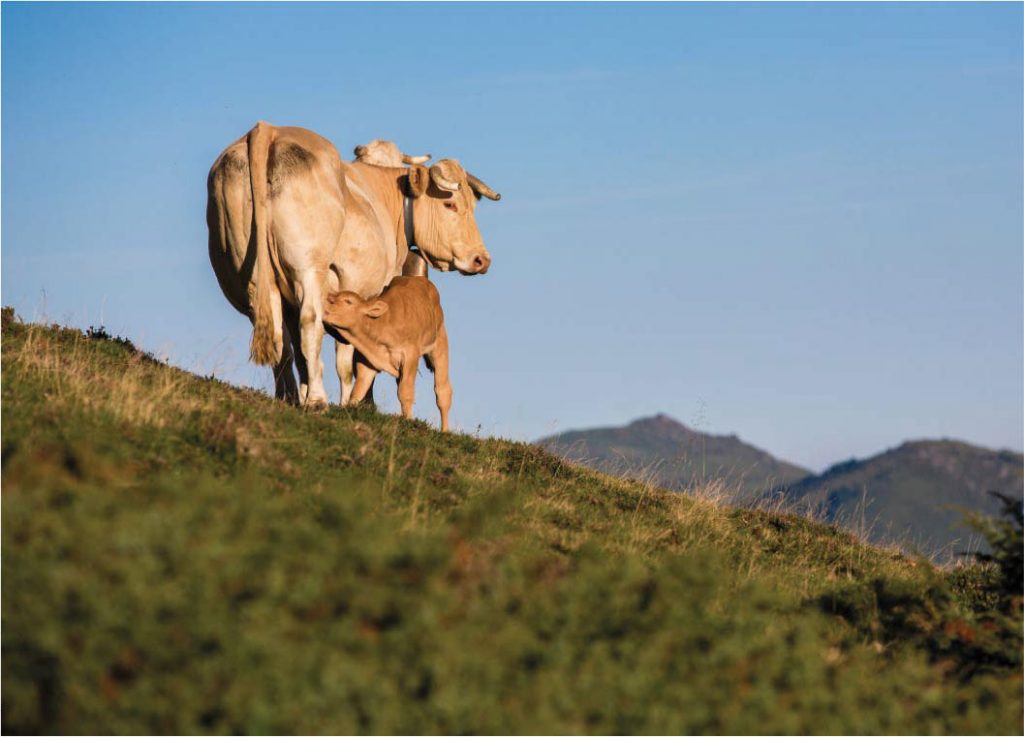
(467, 173, 501, 201)
(429, 164, 461, 192)
(402, 153, 431, 165)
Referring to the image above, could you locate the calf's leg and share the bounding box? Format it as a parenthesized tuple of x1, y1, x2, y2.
(349, 360, 378, 405)
(397, 361, 417, 421)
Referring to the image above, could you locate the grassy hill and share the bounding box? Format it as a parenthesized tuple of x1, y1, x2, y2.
(778, 441, 1024, 560)
(2, 310, 1022, 734)
(537, 414, 810, 502)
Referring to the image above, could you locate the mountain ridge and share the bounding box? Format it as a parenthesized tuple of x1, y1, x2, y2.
(776, 438, 1023, 557)
(538, 416, 1023, 558)
(537, 413, 811, 501)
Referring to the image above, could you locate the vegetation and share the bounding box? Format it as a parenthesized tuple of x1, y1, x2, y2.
(965, 492, 1023, 610)
(3, 309, 1022, 734)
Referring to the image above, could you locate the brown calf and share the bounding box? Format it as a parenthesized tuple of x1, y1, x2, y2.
(323, 277, 452, 431)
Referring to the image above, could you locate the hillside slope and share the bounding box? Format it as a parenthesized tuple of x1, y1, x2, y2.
(2, 312, 1021, 734)
(537, 414, 810, 502)
(779, 441, 1023, 558)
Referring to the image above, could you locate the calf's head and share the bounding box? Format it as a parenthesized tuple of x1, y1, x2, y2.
(323, 291, 388, 330)
(406, 159, 500, 276)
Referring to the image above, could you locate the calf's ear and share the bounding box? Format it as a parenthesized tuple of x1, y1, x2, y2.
(363, 300, 389, 319)
(407, 165, 429, 198)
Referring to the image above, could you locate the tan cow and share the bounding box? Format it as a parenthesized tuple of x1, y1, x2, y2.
(206, 122, 501, 409)
(323, 276, 451, 431)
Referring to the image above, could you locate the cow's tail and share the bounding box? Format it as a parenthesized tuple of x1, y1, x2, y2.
(246, 120, 282, 366)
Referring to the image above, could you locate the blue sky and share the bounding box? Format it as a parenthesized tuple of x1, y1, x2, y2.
(3, 2, 1021, 470)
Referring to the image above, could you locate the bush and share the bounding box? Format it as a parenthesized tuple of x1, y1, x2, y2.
(967, 492, 1023, 610)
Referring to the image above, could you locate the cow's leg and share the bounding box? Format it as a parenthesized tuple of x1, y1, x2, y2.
(397, 362, 417, 421)
(349, 359, 378, 405)
(274, 320, 299, 404)
(335, 341, 356, 406)
(283, 304, 309, 405)
(426, 325, 452, 432)
(296, 274, 328, 411)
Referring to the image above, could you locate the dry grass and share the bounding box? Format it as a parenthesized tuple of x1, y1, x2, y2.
(8, 323, 206, 429)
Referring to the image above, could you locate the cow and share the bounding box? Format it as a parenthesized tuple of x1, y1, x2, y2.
(323, 276, 451, 431)
(353, 139, 431, 168)
(352, 139, 432, 278)
(206, 122, 501, 410)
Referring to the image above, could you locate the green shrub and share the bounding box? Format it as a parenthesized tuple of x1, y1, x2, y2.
(967, 492, 1024, 610)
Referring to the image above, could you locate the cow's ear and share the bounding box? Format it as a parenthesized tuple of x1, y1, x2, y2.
(363, 300, 389, 319)
(407, 166, 429, 198)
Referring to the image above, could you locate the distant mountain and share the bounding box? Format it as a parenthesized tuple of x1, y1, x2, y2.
(536, 414, 810, 502)
(777, 440, 1023, 558)
(538, 416, 1024, 560)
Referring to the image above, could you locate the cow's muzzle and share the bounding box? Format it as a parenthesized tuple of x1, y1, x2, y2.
(458, 253, 491, 275)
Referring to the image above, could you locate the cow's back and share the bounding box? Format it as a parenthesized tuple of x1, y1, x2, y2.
(265, 127, 345, 203)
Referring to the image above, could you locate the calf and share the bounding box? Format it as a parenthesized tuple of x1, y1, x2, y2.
(323, 277, 452, 431)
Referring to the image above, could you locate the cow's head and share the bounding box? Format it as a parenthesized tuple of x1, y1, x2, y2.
(406, 159, 500, 275)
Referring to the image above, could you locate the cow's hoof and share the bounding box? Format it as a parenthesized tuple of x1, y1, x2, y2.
(303, 397, 329, 413)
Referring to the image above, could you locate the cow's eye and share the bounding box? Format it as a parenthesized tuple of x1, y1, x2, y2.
(443, 201, 458, 212)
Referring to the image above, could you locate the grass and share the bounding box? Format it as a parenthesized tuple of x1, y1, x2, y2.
(2, 309, 1022, 734)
